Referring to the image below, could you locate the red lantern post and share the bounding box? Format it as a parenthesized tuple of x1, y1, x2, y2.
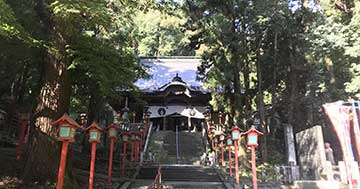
(133, 132, 141, 162)
(244, 127, 263, 189)
(130, 133, 136, 162)
(231, 126, 242, 185)
(214, 136, 219, 165)
(106, 123, 118, 182)
(226, 137, 233, 177)
(139, 127, 145, 150)
(209, 126, 215, 149)
(121, 132, 130, 176)
(139, 126, 145, 142)
(51, 114, 83, 189)
(17, 112, 29, 160)
(219, 133, 226, 167)
(86, 122, 103, 189)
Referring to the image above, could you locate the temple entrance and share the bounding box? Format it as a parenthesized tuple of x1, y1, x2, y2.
(166, 113, 188, 131)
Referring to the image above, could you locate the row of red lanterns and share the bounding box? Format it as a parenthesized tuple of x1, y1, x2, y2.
(51, 113, 149, 189)
(207, 121, 263, 189)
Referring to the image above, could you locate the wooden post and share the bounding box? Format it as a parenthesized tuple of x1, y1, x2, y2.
(57, 141, 69, 189)
(130, 141, 134, 162)
(135, 141, 139, 162)
(234, 140, 240, 184)
(251, 146, 257, 189)
(107, 138, 115, 182)
(121, 142, 127, 176)
(228, 146, 232, 177)
(89, 142, 97, 189)
(221, 142, 225, 167)
(215, 142, 218, 164)
(16, 121, 26, 160)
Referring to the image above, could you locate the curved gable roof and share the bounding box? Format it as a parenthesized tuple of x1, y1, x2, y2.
(135, 57, 207, 93)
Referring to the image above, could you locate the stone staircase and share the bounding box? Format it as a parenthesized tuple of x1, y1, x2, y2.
(128, 131, 225, 188)
(134, 165, 225, 189)
(148, 131, 206, 164)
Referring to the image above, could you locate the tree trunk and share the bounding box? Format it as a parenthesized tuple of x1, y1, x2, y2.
(21, 1, 74, 186)
(225, 85, 234, 128)
(288, 41, 298, 129)
(22, 48, 72, 184)
(271, 32, 278, 121)
(256, 46, 268, 162)
(233, 67, 242, 125)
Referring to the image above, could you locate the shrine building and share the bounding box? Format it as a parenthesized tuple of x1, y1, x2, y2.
(135, 57, 211, 131)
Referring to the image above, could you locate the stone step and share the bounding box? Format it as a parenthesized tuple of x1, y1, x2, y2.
(137, 166, 221, 182)
(164, 181, 225, 189)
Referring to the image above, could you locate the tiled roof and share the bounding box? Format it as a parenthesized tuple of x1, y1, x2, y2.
(135, 57, 206, 92)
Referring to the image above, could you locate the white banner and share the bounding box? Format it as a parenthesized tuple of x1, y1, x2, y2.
(147, 105, 206, 119)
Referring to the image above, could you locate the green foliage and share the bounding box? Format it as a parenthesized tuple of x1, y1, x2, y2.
(132, 8, 195, 56)
(308, 1, 360, 100)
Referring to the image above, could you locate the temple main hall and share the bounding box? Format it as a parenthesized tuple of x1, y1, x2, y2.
(135, 56, 211, 131)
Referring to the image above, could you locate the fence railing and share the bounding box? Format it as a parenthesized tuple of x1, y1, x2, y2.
(273, 165, 300, 184)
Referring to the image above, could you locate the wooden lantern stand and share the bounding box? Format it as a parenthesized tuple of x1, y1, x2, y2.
(106, 123, 118, 183)
(244, 127, 263, 189)
(86, 122, 103, 189)
(17, 112, 29, 160)
(226, 137, 233, 177)
(121, 132, 130, 176)
(51, 114, 83, 189)
(231, 126, 242, 185)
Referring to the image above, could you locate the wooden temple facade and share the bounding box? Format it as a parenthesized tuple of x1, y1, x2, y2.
(136, 57, 211, 131)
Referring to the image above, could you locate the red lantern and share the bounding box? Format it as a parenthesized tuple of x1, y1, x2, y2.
(107, 123, 118, 139)
(226, 136, 233, 177)
(17, 112, 30, 160)
(218, 132, 226, 167)
(86, 122, 102, 143)
(52, 114, 83, 142)
(51, 114, 83, 189)
(121, 132, 131, 143)
(120, 132, 130, 176)
(230, 126, 242, 141)
(230, 125, 242, 185)
(244, 127, 263, 147)
(86, 122, 102, 189)
(106, 123, 118, 182)
(139, 126, 145, 133)
(219, 133, 226, 142)
(244, 127, 263, 189)
(132, 132, 142, 162)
